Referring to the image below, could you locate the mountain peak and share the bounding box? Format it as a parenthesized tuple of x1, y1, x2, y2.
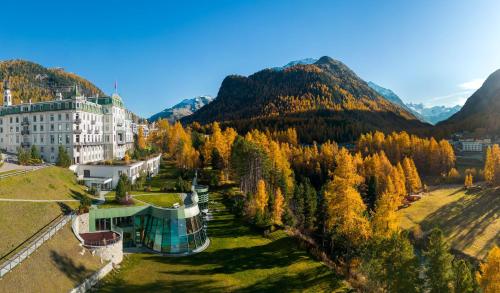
(183, 58, 426, 143)
(149, 95, 213, 122)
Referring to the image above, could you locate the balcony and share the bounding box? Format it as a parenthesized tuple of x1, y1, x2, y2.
(74, 118, 82, 124)
(87, 129, 93, 134)
(94, 129, 100, 134)
(74, 129, 82, 134)
(21, 120, 30, 126)
(75, 141, 102, 146)
(21, 142, 30, 148)
(21, 130, 30, 135)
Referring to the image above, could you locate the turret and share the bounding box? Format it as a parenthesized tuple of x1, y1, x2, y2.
(3, 79, 12, 106)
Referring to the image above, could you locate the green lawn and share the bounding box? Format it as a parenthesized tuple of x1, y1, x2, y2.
(97, 197, 145, 209)
(146, 160, 191, 192)
(0, 166, 87, 200)
(0, 225, 103, 292)
(0, 202, 71, 257)
(0, 166, 84, 257)
(133, 192, 182, 208)
(97, 187, 348, 292)
(398, 185, 499, 260)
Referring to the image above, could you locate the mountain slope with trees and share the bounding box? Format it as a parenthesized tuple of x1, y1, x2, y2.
(437, 69, 500, 136)
(183, 56, 429, 143)
(0, 59, 104, 105)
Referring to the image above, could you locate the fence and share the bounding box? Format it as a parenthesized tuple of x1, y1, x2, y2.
(70, 261, 114, 293)
(0, 212, 75, 278)
(0, 165, 48, 180)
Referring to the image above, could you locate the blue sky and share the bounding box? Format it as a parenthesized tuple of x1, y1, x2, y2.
(1, 0, 500, 117)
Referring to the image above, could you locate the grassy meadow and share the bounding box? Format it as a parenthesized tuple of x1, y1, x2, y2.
(398, 185, 499, 260)
(96, 187, 349, 292)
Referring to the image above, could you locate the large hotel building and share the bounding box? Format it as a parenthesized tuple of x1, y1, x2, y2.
(0, 81, 134, 164)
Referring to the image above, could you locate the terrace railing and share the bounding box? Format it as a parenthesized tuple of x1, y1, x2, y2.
(0, 165, 47, 180)
(0, 212, 75, 278)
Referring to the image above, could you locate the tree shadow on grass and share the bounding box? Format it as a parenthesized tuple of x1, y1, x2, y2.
(57, 202, 72, 214)
(420, 188, 500, 258)
(50, 250, 93, 283)
(141, 237, 307, 276)
(97, 278, 230, 293)
(236, 265, 348, 293)
(69, 189, 86, 201)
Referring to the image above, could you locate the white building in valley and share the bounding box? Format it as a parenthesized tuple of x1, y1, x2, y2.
(0, 80, 134, 164)
(458, 138, 492, 152)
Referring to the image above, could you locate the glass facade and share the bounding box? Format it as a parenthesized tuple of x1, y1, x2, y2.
(195, 185, 209, 212)
(93, 207, 209, 255)
(142, 213, 207, 254)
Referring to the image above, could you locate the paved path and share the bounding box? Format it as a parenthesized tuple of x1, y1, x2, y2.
(0, 198, 79, 202)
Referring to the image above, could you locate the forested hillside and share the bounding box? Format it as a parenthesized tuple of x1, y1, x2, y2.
(183, 56, 430, 143)
(437, 68, 500, 136)
(0, 60, 104, 105)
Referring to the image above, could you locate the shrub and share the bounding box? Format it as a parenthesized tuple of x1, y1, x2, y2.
(115, 174, 132, 203)
(56, 145, 71, 168)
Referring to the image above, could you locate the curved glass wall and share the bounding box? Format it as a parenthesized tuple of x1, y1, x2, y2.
(142, 212, 208, 254)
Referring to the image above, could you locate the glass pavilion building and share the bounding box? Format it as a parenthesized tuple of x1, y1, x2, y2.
(89, 191, 209, 255)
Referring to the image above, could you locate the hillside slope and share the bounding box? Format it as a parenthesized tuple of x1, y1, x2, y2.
(183, 56, 429, 143)
(0, 60, 104, 105)
(437, 69, 500, 135)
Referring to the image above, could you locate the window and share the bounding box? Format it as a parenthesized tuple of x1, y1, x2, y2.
(0, 119, 2, 125)
(50, 124, 54, 131)
(33, 116, 36, 122)
(40, 125, 44, 131)
(40, 115, 43, 122)
(65, 135, 70, 144)
(95, 218, 111, 231)
(58, 114, 61, 121)
(50, 135, 55, 144)
(34, 125, 37, 131)
(9, 117, 12, 123)
(66, 113, 70, 120)
(15, 117, 18, 123)
(50, 114, 54, 121)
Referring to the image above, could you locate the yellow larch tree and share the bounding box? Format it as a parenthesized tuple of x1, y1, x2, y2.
(273, 187, 284, 225)
(371, 176, 400, 238)
(323, 148, 371, 246)
(476, 245, 500, 293)
(137, 126, 147, 150)
(255, 179, 268, 215)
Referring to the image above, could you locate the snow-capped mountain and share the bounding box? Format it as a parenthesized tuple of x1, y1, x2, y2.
(273, 58, 319, 70)
(407, 103, 461, 125)
(149, 96, 213, 122)
(368, 81, 461, 125)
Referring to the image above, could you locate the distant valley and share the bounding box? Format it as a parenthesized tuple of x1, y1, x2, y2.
(368, 81, 461, 125)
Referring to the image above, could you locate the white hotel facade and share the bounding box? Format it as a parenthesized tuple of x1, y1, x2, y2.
(0, 81, 134, 164)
